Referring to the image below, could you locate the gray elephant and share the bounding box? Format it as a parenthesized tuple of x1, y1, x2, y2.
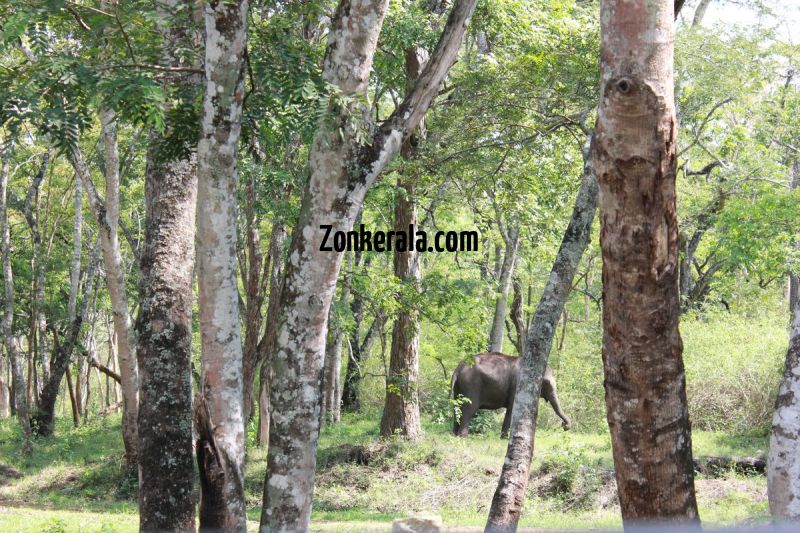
(451, 352, 571, 437)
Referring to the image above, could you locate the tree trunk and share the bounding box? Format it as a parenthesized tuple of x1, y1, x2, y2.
(593, 0, 699, 523)
(768, 158, 800, 519)
(73, 136, 139, 466)
(242, 178, 266, 426)
(0, 140, 31, 454)
(22, 153, 50, 389)
(260, 0, 477, 528)
(379, 45, 429, 439)
(256, 220, 287, 448)
(33, 177, 100, 436)
(380, 180, 422, 439)
(322, 324, 344, 424)
(341, 249, 371, 413)
(485, 134, 598, 532)
(0, 354, 9, 417)
(691, 0, 712, 27)
(194, 0, 249, 529)
(488, 226, 519, 353)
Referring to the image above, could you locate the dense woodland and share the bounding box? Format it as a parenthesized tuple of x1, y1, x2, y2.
(0, 0, 799, 531)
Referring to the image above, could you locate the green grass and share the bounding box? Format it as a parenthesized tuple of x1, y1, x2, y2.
(0, 413, 771, 531)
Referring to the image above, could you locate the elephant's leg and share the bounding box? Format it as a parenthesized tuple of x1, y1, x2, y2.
(500, 405, 513, 438)
(542, 379, 571, 430)
(456, 401, 479, 437)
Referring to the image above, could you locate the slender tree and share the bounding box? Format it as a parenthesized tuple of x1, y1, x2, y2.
(73, 135, 139, 466)
(485, 133, 597, 532)
(260, 0, 478, 529)
(0, 139, 31, 454)
(194, 0, 249, 529)
(593, 0, 699, 523)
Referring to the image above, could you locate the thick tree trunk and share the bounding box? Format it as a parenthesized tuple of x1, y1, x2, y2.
(261, 0, 477, 528)
(768, 159, 800, 519)
(485, 134, 598, 532)
(194, 0, 249, 529)
(380, 179, 422, 439)
(136, 147, 197, 533)
(0, 140, 31, 453)
(135, 4, 200, 529)
(488, 226, 519, 353)
(594, 0, 699, 523)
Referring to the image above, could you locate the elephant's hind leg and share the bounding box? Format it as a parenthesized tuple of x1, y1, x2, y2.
(456, 401, 478, 437)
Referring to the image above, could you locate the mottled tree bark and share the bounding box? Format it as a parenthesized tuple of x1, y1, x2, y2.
(0, 140, 31, 453)
(194, 0, 249, 529)
(768, 159, 800, 520)
(135, 1, 200, 530)
(593, 0, 699, 523)
(485, 135, 597, 532)
(260, 0, 477, 529)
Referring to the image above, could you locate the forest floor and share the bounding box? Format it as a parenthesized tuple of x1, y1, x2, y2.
(0, 414, 771, 532)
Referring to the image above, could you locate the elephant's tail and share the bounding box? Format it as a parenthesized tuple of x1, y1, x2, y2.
(449, 365, 459, 400)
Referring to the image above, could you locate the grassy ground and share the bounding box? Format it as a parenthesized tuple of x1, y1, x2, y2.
(0, 413, 771, 532)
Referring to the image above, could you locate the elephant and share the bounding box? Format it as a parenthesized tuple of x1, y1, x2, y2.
(450, 352, 571, 437)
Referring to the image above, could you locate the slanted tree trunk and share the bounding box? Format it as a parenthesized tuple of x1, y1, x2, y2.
(72, 138, 139, 466)
(593, 0, 699, 523)
(194, 0, 249, 529)
(691, 0, 712, 27)
(256, 221, 287, 448)
(32, 168, 94, 436)
(485, 133, 598, 532)
(768, 158, 800, 519)
(35, 241, 100, 436)
(260, 1, 477, 529)
(0, 140, 31, 453)
(488, 225, 519, 353)
(135, 2, 200, 530)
